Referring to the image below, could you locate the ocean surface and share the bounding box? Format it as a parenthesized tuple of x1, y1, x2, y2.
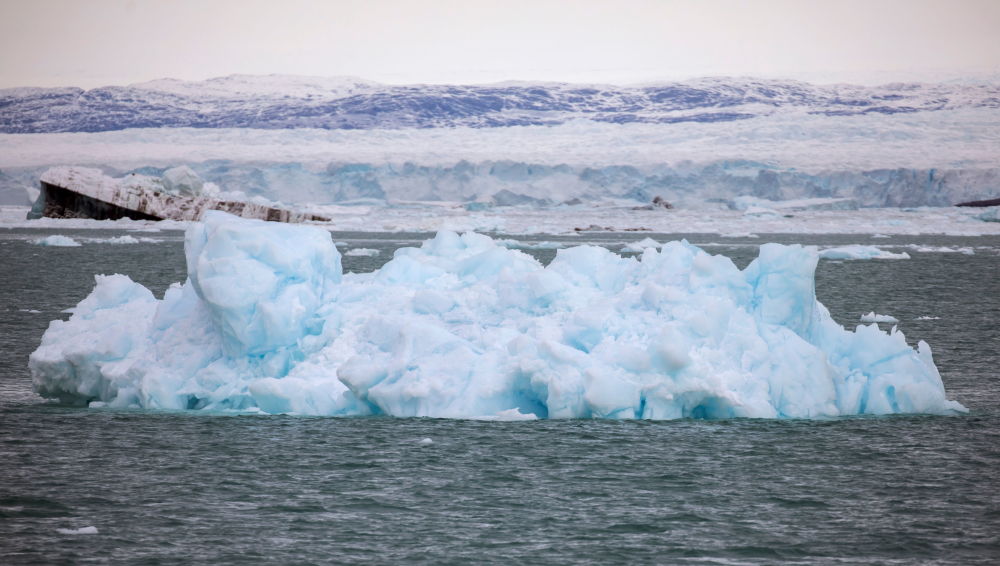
(1, 227, 998, 564)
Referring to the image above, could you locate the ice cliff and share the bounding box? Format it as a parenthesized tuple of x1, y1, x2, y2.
(30, 212, 965, 419)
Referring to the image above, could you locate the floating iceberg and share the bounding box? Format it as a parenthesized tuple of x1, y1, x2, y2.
(818, 246, 910, 260)
(30, 212, 965, 419)
(860, 312, 900, 324)
(344, 248, 380, 257)
(32, 235, 81, 247)
(621, 238, 662, 253)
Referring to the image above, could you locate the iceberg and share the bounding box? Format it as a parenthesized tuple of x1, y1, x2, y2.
(344, 248, 380, 257)
(818, 246, 911, 260)
(860, 312, 900, 324)
(621, 238, 662, 253)
(30, 212, 965, 419)
(32, 235, 81, 247)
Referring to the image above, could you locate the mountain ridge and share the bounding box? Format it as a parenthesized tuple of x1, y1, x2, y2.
(2, 74, 997, 134)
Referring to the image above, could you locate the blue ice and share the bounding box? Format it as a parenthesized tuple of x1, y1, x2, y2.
(30, 211, 965, 419)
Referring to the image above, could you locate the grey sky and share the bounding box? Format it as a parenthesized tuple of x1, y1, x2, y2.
(1, 0, 999, 88)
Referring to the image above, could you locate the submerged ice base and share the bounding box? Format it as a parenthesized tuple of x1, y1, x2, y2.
(30, 212, 965, 419)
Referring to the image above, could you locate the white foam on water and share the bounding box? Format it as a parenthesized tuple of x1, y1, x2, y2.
(56, 526, 98, 535)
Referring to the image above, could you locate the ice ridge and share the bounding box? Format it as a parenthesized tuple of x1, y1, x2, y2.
(30, 212, 965, 419)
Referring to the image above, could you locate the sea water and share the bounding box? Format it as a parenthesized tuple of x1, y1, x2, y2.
(1, 228, 998, 564)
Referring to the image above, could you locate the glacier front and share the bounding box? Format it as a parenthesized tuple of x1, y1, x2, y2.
(30, 212, 965, 419)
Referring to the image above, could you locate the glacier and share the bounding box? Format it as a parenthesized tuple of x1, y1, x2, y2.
(3, 106, 999, 207)
(2, 75, 998, 207)
(30, 211, 965, 419)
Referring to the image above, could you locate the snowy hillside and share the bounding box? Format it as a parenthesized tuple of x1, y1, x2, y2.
(2, 75, 999, 133)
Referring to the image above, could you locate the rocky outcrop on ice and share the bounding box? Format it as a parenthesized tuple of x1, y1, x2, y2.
(30, 167, 327, 223)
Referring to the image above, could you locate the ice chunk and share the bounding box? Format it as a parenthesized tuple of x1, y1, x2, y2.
(30, 212, 965, 419)
(344, 248, 379, 257)
(183, 210, 341, 366)
(31, 274, 158, 404)
(496, 239, 565, 250)
(621, 238, 661, 252)
(85, 235, 159, 245)
(860, 312, 899, 323)
(32, 235, 81, 247)
(907, 245, 974, 255)
(819, 246, 910, 260)
(106, 235, 140, 244)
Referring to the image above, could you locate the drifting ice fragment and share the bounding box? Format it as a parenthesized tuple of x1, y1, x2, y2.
(860, 312, 900, 323)
(344, 248, 380, 257)
(621, 238, 662, 252)
(32, 235, 81, 247)
(819, 246, 910, 260)
(30, 211, 965, 419)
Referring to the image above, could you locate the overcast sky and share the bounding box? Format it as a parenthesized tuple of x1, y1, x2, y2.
(1, 0, 998, 88)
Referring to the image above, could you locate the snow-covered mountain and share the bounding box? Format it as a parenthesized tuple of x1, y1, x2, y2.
(2, 74, 998, 133)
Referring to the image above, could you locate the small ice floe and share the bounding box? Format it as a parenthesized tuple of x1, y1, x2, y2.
(82, 235, 160, 245)
(18, 309, 42, 314)
(345, 248, 379, 257)
(106, 235, 141, 244)
(819, 246, 910, 260)
(105, 235, 159, 244)
(56, 526, 98, 535)
(418, 438, 434, 445)
(861, 312, 899, 324)
(907, 245, 974, 255)
(621, 237, 662, 253)
(472, 408, 539, 421)
(871, 233, 891, 239)
(496, 239, 564, 250)
(916, 315, 941, 320)
(524, 241, 563, 250)
(32, 235, 81, 247)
